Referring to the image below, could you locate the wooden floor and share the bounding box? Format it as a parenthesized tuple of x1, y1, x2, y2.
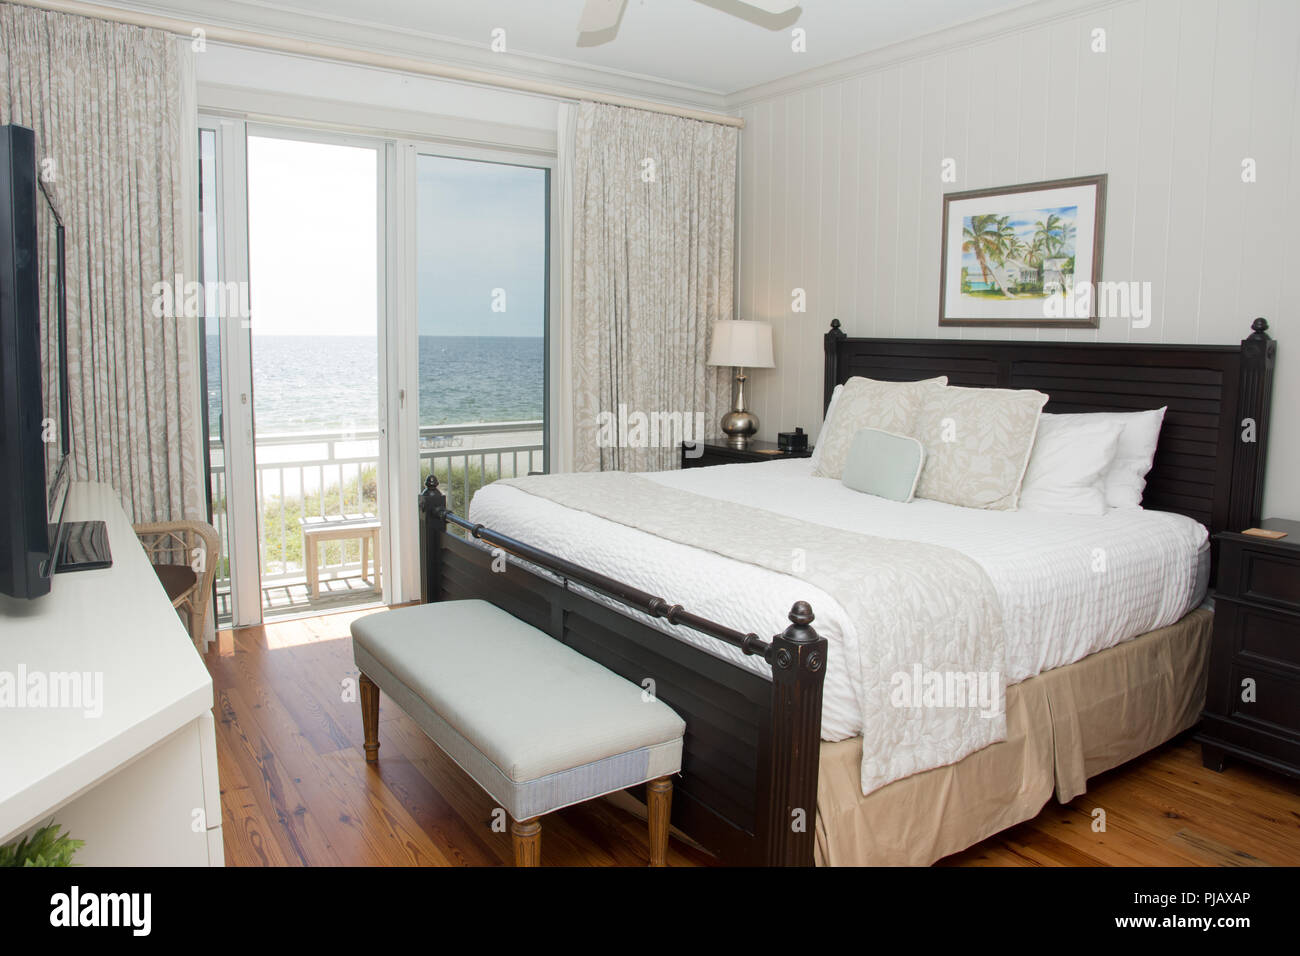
(210, 606, 1300, 867)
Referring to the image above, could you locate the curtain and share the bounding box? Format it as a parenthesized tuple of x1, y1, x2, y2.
(0, 3, 203, 522)
(553, 102, 578, 473)
(571, 100, 736, 472)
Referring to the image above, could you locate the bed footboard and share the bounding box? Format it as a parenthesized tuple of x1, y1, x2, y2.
(419, 475, 827, 866)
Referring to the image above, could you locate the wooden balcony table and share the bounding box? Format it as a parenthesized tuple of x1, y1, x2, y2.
(300, 513, 381, 598)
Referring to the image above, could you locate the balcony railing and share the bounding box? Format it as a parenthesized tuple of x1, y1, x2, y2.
(209, 421, 543, 615)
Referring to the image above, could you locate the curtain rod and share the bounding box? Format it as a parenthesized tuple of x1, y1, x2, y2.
(12, 0, 746, 129)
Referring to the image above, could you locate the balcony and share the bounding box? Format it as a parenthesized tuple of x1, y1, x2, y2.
(209, 421, 543, 621)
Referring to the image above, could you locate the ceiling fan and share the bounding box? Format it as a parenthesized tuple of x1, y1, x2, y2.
(578, 0, 800, 44)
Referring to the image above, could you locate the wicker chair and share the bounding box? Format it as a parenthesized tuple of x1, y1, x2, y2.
(134, 520, 221, 647)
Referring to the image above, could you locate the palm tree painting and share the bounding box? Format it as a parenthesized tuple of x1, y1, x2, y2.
(958, 205, 1077, 299)
(961, 214, 1002, 289)
(941, 175, 1106, 327)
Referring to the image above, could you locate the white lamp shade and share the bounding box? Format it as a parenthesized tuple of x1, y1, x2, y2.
(707, 320, 775, 369)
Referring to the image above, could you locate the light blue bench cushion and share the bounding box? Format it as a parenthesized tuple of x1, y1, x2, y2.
(351, 599, 685, 821)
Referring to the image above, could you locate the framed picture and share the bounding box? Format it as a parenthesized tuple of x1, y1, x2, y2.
(939, 174, 1107, 328)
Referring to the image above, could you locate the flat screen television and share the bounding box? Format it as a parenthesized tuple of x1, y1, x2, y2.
(0, 123, 72, 599)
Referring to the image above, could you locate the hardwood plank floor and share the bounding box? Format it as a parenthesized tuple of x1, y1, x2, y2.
(209, 606, 1300, 867)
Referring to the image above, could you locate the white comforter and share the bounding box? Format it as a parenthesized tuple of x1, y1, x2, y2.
(495, 470, 1007, 795)
(470, 458, 1208, 762)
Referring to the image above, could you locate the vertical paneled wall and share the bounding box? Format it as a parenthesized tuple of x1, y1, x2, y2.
(736, 0, 1299, 515)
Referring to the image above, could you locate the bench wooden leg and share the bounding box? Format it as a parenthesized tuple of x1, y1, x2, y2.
(511, 817, 541, 867)
(647, 776, 673, 867)
(359, 672, 380, 762)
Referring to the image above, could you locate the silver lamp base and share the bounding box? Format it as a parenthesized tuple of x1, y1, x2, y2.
(720, 368, 759, 447)
(720, 409, 759, 448)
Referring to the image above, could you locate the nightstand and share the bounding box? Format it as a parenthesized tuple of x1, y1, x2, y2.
(1196, 517, 1300, 779)
(681, 439, 813, 469)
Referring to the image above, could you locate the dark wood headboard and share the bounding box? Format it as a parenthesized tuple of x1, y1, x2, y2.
(824, 319, 1276, 541)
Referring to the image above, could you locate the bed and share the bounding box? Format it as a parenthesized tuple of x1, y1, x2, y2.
(418, 318, 1275, 865)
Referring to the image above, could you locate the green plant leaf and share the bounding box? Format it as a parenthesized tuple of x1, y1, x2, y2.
(0, 823, 84, 867)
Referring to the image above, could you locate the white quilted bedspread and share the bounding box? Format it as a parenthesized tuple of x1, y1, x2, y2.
(496, 471, 1006, 795)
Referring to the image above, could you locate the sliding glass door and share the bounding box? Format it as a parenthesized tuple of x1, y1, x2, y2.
(245, 131, 387, 618)
(197, 126, 231, 625)
(200, 119, 391, 626)
(413, 152, 550, 517)
(198, 117, 256, 628)
(197, 121, 555, 627)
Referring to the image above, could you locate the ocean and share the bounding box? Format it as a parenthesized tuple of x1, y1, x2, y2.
(205, 334, 544, 436)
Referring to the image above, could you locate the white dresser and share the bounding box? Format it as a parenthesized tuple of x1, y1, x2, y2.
(0, 482, 222, 865)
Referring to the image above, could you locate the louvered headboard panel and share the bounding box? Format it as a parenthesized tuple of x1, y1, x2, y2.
(824, 319, 1275, 544)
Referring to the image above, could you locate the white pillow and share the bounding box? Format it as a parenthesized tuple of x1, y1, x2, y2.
(808, 384, 843, 473)
(812, 376, 949, 479)
(1044, 408, 1166, 509)
(913, 385, 1048, 510)
(1019, 417, 1124, 515)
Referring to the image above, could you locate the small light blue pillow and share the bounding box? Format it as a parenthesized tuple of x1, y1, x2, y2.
(841, 428, 925, 502)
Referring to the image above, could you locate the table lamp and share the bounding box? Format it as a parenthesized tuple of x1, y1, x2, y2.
(707, 320, 775, 448)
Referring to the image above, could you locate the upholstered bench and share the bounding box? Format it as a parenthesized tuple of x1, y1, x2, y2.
(351, 599, 686, 866)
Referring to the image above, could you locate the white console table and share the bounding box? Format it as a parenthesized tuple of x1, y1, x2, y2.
(0, 482, 222, 865)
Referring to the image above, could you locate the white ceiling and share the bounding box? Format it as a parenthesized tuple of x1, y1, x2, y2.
(107, 0, 1036, 96)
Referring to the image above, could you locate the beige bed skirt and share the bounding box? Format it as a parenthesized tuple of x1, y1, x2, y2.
(814, 607, 1214, 866)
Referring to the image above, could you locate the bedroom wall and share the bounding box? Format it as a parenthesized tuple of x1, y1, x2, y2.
(734, 0, 1300, 517)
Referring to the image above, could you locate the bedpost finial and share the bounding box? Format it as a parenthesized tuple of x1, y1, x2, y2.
(775, 601, 823, 671)
(788, 601, 814, 627)
(829, 317, 841, 331)
(420, 473, 446, 516)
(1242, 317, 1274, 357)
(771, 601, 822, 667)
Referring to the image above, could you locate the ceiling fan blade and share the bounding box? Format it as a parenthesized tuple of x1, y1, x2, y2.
(578, 0, 627, 34)
(735, 0, 799, 13)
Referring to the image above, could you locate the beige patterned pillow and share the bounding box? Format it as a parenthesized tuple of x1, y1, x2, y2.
(812, 376, 948, 479)
(913, 386, 1048, 510)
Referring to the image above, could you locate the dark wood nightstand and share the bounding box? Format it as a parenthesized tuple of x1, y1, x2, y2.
(681, 439, 813, 469)
(1196, 517, 1300, 779)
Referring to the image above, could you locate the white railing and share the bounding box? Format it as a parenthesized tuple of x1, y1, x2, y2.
(209, 421, 544, 598)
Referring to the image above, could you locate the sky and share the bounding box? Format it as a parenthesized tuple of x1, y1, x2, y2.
(245, 135, 547, 338)
(1002, 205, 1078, 243)
(247, 136, 378, 336)
(417, 154, 546, 338)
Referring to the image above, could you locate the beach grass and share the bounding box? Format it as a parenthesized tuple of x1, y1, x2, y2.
(252, 459, 503, 574)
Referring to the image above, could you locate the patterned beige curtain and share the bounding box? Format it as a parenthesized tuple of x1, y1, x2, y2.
(0, 3, 203, 522)
(571, 101, 736, 472)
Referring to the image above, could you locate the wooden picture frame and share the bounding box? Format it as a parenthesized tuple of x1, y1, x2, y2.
(939, 174, 1107, 329)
